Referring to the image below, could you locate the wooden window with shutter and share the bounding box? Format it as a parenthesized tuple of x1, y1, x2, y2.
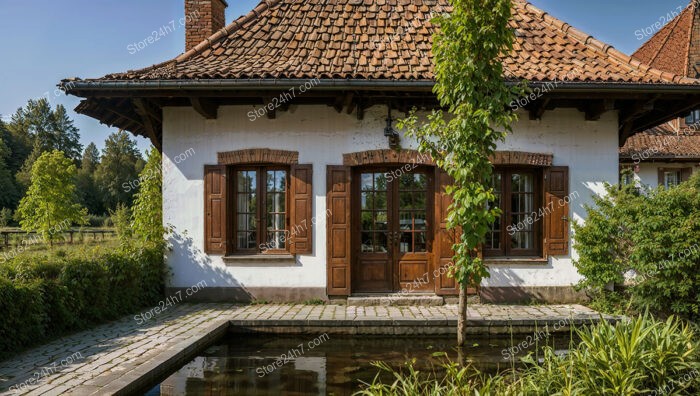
(326, 166, 351, 295)
(544, 166, 570, 257)
(204, 163, 313, 256)
(485, 168, 542, 257)
(658, 168, 690, 188)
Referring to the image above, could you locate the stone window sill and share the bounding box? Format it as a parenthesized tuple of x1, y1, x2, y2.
(484, 257, 548, 266)
(223, 254, 296, 265)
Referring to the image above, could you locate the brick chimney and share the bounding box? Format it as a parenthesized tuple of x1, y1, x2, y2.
(688, 4, 700, 78)
(185, 0, 228, 52)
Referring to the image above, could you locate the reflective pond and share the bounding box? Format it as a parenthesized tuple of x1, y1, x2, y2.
(145, 333, 572, 396)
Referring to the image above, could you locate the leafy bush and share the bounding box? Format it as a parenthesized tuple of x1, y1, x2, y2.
(109, 203, 132, 245)
(0, 243, 164, 358)
(573, 174, 700, 319)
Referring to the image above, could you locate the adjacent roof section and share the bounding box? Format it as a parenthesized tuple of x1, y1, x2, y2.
(89, 0, 694, 84)
(632, 4, 694, 78)
(620, 123, 700, 160)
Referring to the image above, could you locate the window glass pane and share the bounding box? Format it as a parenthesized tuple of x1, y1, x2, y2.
(414, 232, 427, 252)
(361, 173, 374, 191)
(414, 212, 426, 231)
(511, 231, 533, 250)
(237, 171, 256, 192)
(511, 173, 533, 193)
(360, 232, 372, 252)
(665, 171, 681, 188)
(375, 212, 388, 230)
(262, 170, 287, 251)
(266, 170, 286, 192)
(399, 173, 427, 190)
(236, 170, 258, 250)
(487, 172, 503, 250)
(237, 232, 256, 250)
(267, 232, 285, 249)
(400, 232, 412, 253)
(361, 192, 373, 210)
(374, 231, 388, 253)
(374, 192, 387, 210)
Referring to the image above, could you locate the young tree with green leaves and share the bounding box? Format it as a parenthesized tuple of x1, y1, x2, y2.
(400, 0, 524, 346)
(15, 150, 88, 245)
(131, 147, 166, 244)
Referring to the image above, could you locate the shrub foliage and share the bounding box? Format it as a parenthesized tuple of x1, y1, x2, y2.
(573, 174, 700, 319)
(0, 244, 164, 358)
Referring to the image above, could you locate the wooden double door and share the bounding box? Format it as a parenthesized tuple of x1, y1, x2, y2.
(352, 166, 435, 293)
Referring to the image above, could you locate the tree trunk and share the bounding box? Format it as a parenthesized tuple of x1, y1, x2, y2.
(457, 284, 467, 347)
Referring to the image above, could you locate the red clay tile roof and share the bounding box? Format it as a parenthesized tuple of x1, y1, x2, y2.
(93, 0, 696, 84)
(620, 123, 700, 160)
(631, 4, 693, 77)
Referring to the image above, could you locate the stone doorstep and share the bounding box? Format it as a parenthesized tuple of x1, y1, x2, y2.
(347, 295, 445, 306)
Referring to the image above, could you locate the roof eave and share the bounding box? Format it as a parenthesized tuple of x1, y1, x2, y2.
(60, 79, 700, 96)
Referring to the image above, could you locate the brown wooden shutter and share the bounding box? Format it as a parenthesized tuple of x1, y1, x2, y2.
(326, 166, 351, 295)
(681, 167, 693, 182)
(544, 166, 569, 257)
(658, 168, 665, 187)
(204, 165, 228, 254)
(290, 164, 313, 255)
(434, 169, 460, 296)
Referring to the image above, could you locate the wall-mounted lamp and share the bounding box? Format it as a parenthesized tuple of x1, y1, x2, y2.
(384, 106, 400, 149)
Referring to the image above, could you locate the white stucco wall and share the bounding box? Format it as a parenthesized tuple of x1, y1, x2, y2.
(162, 105, 619, 291)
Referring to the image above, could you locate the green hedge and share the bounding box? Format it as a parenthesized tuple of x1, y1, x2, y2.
(0, 243, 164, 357)
(573, 173, 700, 319)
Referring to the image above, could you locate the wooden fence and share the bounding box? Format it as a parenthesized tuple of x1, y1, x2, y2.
(0, 229, 117, 250)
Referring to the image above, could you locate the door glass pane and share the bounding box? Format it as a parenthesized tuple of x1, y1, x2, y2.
(360, 173, 389, 253)
(397, 172, 428, 253)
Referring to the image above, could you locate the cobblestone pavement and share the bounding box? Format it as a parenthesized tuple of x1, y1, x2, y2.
(0, 303, 601, 395)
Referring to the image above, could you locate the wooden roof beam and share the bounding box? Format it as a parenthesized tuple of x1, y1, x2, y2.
(584, 99, 615, 121)
(190, 97, 218, 119)
(528, 97, 551, 120)
(133, 98, 162, 151)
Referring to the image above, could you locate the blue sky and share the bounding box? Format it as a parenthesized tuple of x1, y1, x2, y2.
(0, 0, 689, 154)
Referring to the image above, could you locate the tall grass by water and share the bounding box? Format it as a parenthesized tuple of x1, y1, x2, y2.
(357, 313, 700, 395)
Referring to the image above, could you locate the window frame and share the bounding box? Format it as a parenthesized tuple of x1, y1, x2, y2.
(485, 167, 543, 258)
(231, 164, 290, 255)
(663, 170, 682, 189)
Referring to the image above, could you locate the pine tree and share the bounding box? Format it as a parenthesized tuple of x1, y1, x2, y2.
(94, 131, 144, 211)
